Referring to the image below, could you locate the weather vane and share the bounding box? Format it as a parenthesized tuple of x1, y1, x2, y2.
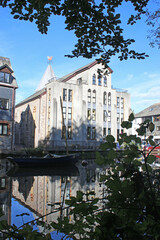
(47, 56, 53, 64)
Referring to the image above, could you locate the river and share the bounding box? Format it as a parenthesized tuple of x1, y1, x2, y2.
(0, 157, 106, 239)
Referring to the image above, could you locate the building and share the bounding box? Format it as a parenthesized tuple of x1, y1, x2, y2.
(15, 61, 131, 151)
(0, 57, 18, 152)
(133, 103, 160, 144)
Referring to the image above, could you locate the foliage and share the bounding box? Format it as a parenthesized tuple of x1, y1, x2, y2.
(146, 3, 160, 49)
(0, 0, 151, 65)
(1, 114, 160, 239)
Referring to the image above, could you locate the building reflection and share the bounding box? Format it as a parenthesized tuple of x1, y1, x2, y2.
(11, 160, 107, 225)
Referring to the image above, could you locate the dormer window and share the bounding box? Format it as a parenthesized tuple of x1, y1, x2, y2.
(0, 72, 10, 83)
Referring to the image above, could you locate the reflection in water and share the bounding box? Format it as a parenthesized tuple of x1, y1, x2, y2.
(0, 158, 107, 238)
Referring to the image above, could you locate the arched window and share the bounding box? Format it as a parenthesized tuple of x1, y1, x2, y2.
(93, 90, 96, 103)
(103, 92, 107, 105)
(92, 74, 96, 85)
(108, 92, 111, 106)
(98, 75, 102, 86)
(104, 76, 107, 86)
(88, 89, 91, 103)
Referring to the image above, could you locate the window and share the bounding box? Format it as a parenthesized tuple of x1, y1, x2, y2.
(63, 88, 67, 101)
(92, 74, 96, 85)
(87, 127, 91, 139)
(117, 112, 120, 122)
(92, 109, 96, 121)
(92, 127, 96, 139)
(121, 113, 124, 123)
(104, 76, 107, 86)
(0, 123, 8, 135)
(103, 110, 107, 122)
(117, 97, 120, 108)
(88, 89, 91, 103)
(68, 107, 72, 120)
(108, 128, 111, 135)
(93, 90, 96, 103)
(62, 125, 66, 139)
(0, 98, 9, 110)
(98, 75, 102, 86)
(0, 178, 6, 190)
(121, 97, 124, 108)
(68, 89, 72, 102)
(68, 126, 72, 139)
(0, 72, 10, 83)
(103, 92, 107, 105)
(103, 128, 106, 136)
(108, 111, 111, 122)
(117, 129, 120, 140)
(108, 92, 111, 106)
(156, 126, 160, 131)
(88, 108, 91, 120)
(62, 107, 66, 119)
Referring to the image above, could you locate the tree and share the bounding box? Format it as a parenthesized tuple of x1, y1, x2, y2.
(0, 0, 151, 66)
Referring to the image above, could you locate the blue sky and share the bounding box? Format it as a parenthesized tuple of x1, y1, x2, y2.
(0, 1, 159, 114)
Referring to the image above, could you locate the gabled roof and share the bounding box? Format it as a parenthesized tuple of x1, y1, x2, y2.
(36, 64, 56, 91)
(58, 61, 113, 83)
(0, 64, 13, 73)
(16, 88, 46, 107)
(135, 103, 160, 118)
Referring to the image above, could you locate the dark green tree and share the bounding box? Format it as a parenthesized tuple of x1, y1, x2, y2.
(0, 0, 151, 65)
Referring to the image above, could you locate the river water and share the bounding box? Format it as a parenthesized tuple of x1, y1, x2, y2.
(0, 157, 106, 239)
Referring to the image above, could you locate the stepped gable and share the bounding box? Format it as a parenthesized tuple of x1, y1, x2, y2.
(36, 64, 56, 92)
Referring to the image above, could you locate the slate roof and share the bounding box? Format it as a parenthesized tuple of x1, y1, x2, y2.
(56, 61, 113, 83)
(135, 103, 160, 118)
(16, 88, 46, 107)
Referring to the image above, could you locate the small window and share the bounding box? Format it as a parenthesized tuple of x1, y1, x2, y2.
(0, 72, 10, 83)
(92, 109, 96, 121)
(92, 127, 96, 139)
(93, 90, 96, 103)
(104, 76, 107, 87)
(0, 98, 9, 110)
(62, 107, 66, 119)
(108, 92, 111, 106)
(92, 74, 96, 85)
(121, 97, 124, 108)
(117, 112, 120, 122)
(63, 89, 67, 101)
(156, 126, 160, 131)
(117, 129, 120, 140)
(88, 89, 91, 103)
(103, 92, 107, 105)
(121, 113, 124, 123)
(0, 123, 8, 135)
(108, 111, 111, 122)
(68, 107, 72, 120)
(103, 128, 106, 137)
(108, 128, 111, 135)
(88, 108, 91, 120)
(68, 126, 72, 139)
(0, 178, 6, 189)
(117, 97, 120, 108)
(98, 75, 102, 86)
(87, 127, 91, 139)
(68, 89, 72, 102)
(103, 110, 107, 122)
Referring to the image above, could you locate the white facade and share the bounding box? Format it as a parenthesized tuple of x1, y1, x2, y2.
(15, 61, 131, 150)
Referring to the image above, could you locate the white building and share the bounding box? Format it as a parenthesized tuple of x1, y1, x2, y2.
(15, 61, 131, 151)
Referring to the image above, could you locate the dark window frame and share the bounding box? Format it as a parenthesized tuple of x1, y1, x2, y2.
(0, 123, 8, 135)
(0, 98, 9, 110)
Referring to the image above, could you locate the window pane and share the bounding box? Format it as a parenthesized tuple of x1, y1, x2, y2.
(0, 72, 4, 82)
(88, 109, 91, 120)
(0, 125, 2, 134)
(104, 76, 107, 86)
(92, 109, 96, 121)
(92, 74, 96, 85)
(68, 89, 72, 102)
(3, 125, 8, 135)
(4, 73, 10, 83)
(93, 90, 96, 103)
(98, 75, 101, 86)
(92, 127, 96, 139)
(63, 89, 67, 101)
(88, 89, 91, 103)
(68, 107, 72, 120)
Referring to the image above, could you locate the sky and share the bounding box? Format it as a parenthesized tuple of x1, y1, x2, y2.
(0, 1, 159, 114)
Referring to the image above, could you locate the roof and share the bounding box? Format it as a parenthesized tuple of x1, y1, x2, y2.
(135, 103, 160, 118)
(57, 61, 113, 83)
(16, 88, 46, 107)
(36, 64, 56, 91)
